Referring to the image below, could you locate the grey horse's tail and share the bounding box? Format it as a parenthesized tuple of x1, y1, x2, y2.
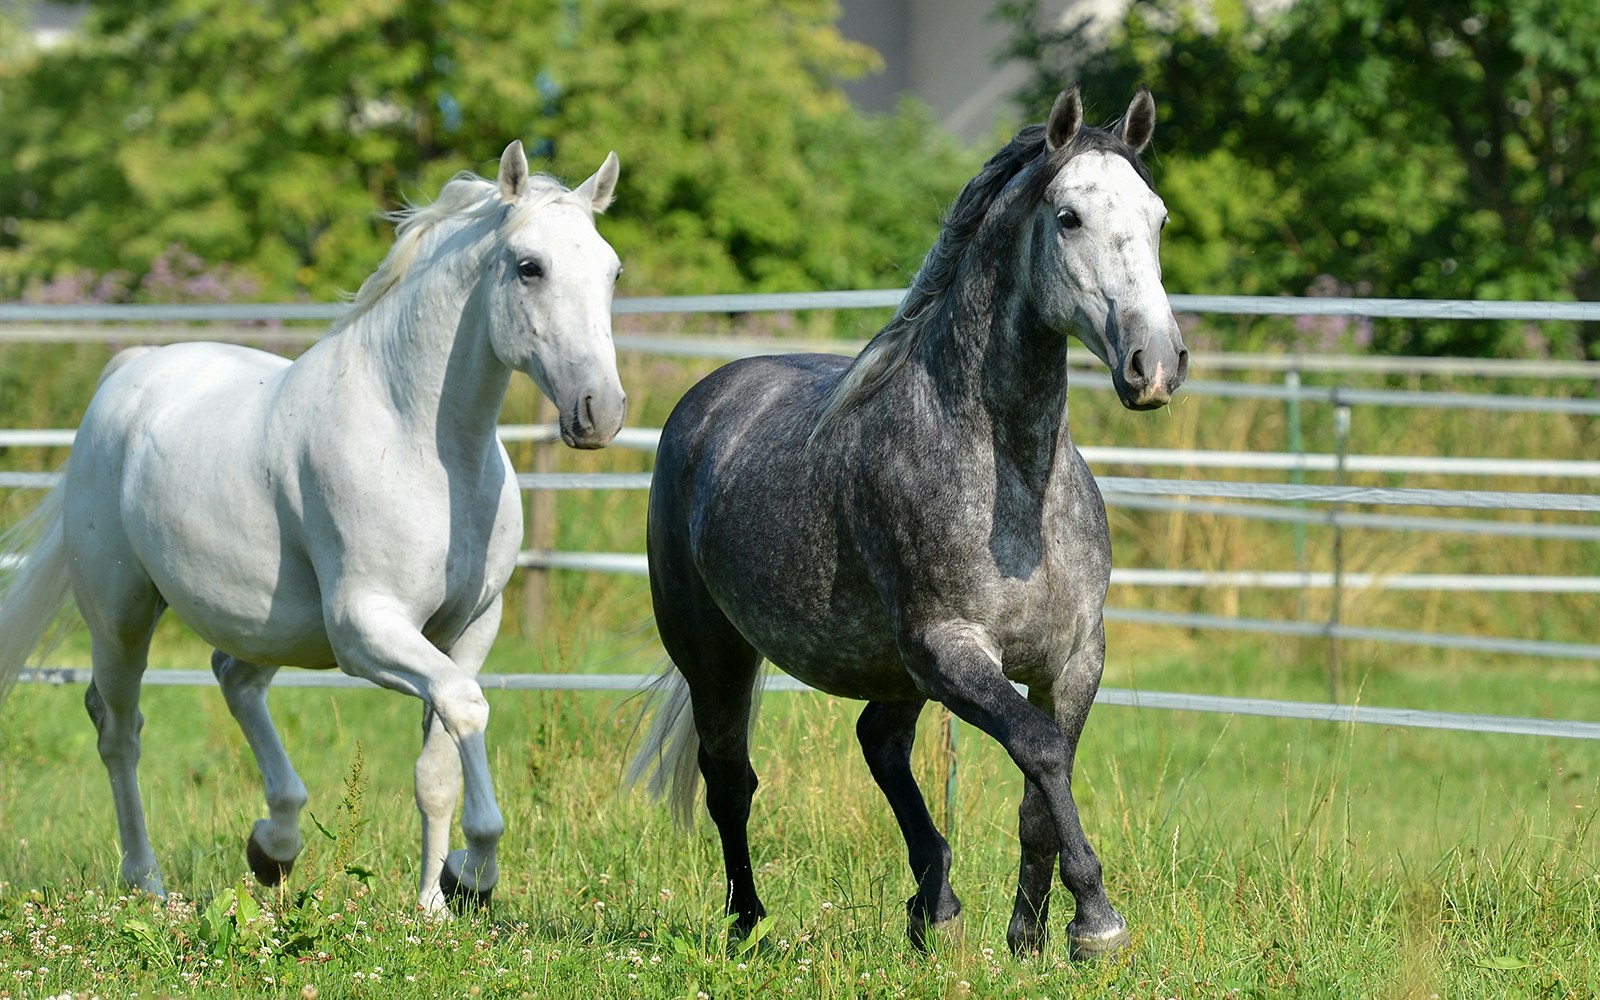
(626, 658, 768, 828)
(0, 348, 146, 710)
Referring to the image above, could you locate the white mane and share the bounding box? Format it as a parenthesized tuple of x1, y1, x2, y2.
(332, 170, 577, 334)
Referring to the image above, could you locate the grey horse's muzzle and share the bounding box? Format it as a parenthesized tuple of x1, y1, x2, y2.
(1113, 320, 1188, 410)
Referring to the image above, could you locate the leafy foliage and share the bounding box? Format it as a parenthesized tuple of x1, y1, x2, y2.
(0, 0, 976, 303)
(1002, 0, 1600, 357)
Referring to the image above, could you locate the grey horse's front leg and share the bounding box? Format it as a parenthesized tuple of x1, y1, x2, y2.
(1008, 777, 1056, 955)
(856, 699, 962, 948)
(902, 621, 1126, 961)
(1007, 639, 1109, 957)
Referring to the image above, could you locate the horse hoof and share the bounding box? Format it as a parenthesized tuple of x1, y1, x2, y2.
(246, 830, 295, 887)
(440, 857, 492, 914)
(907, 901, 963, 952)
(1006, 926, 1047, 958)
(1068, 917, 1130, 961)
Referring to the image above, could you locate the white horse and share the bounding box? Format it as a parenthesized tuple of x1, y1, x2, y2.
(0, 141, 624, 913)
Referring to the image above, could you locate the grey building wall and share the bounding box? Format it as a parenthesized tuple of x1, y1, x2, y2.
(838, 0, 1124, 144)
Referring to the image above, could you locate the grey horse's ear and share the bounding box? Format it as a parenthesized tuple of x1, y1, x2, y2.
(1046, 84, 1082, 152)
(1120, 86, 1156, 155)
(498, 140, 529, 201)
(574, 151, 620, 214)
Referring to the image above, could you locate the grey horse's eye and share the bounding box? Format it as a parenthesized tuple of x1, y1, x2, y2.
(517, 258, 545, 280)
(1057, 208, 1082, 231)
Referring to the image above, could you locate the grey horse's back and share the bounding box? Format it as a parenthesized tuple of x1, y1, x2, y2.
(648, 352, 918, 700)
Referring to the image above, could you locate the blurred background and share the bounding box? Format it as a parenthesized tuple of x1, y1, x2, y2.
(4, 0, 1597, 360)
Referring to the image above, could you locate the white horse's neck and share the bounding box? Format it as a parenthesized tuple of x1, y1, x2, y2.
(341, 219, 512, 452)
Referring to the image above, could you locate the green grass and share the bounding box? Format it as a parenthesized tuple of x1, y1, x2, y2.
(1, 630, 1597, 998)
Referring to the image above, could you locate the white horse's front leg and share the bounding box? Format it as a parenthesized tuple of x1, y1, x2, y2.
(213, 653, 308, 886)
(415, 596, 503, 915)
(325, 593, 504, 914)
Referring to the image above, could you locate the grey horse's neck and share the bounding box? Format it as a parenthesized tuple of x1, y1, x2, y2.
(919, 220, 1074, 492)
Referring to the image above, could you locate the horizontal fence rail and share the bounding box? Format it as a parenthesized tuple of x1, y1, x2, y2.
(3, 467, 1594, 511)
(15, 667, 1599, 742)
(6, 292, 1600, 323)
(519, 550, 1600, 594)
(9, 424, 1600, 480)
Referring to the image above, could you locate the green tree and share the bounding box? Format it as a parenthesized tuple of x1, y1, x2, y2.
(0, 0, 975, 303)
(1002, 0, 1600, 358)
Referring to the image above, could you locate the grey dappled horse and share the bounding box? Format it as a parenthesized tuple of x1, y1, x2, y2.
(630, 86, 1186, 960)
(0, 142, 624, 913)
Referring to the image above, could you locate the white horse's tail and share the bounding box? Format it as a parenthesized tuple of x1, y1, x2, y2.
(0, 349, 139, 710)
(0, 481, 76, 710)
(626, 659, 768, 829)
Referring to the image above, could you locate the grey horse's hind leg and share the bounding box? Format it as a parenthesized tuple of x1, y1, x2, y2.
(680, 634, 765, 936)
(653, 573, 767, 934)
(856, 700, 962, 949)
(906, 624, 1127, 961)
(213, 652, 306, 887)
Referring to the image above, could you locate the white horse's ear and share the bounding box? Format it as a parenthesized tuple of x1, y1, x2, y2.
(1120, 86, 1156, 155)
(574, 151, 620, 214)
(498, 140, 529, 200)
(1046, 84, 1082, 152)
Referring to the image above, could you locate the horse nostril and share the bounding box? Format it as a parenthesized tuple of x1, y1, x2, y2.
(1175, 348, 1190, 383)
(578, 394, 596, 433)
(1126, 348, 1147, 384)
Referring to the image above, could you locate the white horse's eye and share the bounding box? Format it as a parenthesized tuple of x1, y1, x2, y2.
(517, 258, 545, 280)
(1057, 208, 1083, 231)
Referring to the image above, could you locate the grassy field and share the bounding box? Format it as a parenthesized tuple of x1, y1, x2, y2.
(0, 628, 1596, 999)
(1, 326, 1598, 998)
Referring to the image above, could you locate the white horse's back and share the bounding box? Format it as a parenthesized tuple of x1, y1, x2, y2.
(65, 342, 334, 667)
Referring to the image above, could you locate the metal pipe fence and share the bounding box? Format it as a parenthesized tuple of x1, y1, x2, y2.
(2, 294, 1596, 739)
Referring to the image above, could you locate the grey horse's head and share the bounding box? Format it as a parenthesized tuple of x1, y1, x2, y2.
(1029, 85, 1188, 409)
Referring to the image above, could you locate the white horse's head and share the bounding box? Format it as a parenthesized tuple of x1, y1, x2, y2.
(1032, 86, 1187, 409)
(489, 141, 626, 448)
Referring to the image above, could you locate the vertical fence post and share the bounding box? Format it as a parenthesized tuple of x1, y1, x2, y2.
(522, 397, 557, 635)
(941, 709, 958, 843)
(1326, 394, 1351, 701)
(1285, 368, 1307, 618)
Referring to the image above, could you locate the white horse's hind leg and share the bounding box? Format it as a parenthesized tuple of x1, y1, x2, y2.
(82, 608, 165, 898)
(326, 593, 504, 913)
(213, 652, 307, 886)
